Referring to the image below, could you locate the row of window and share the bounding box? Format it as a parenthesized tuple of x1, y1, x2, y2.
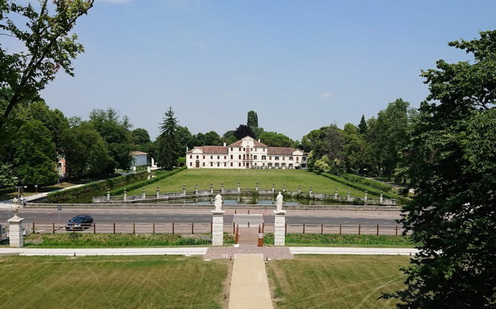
(189, 161, 296, 168)
(189, 154, 300, 161)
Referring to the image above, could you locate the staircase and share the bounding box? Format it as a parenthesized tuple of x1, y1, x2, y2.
(236, 227, 260, 245)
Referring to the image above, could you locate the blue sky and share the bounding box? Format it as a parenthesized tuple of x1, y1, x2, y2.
(38, 0, 496, 140)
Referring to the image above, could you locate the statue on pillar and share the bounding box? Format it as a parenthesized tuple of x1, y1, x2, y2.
(214, 194, 223, 212)
(276, 192, 284, 212)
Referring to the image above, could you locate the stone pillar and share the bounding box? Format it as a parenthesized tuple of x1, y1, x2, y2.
(183, 185, 186, 196)
(8, 207, 24, 248)
(221, 183, 224, 194)
(123, 189, 127, 201)
(156, 187, 160, 199)
(364, 191, 368, 204)
(142, 188, 146, 200)
(212, 194, 224, 246)
(272, 184, 275, 194)
(334, 189, 338, 200)
(237, 183, 240, 193)
(298, 185, 301, 195)
(274, 210, 286, 246)
(195, 185, 198, 195)
(210, 184, 213, 194)
(256, 183, 259, 192)
(346, 190, 351, 201)
(380, 194, 383, 205)
(106, 188, 110, 201)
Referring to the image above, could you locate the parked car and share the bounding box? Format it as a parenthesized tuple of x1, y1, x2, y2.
(65, 215, 93, 231)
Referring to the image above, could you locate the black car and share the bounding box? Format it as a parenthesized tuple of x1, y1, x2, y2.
(65, 215, 94, 231)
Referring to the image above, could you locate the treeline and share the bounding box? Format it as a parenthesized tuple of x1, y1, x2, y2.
(302, 98, 415, 181)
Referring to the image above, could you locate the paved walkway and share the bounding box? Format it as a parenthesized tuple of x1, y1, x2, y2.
(229, 254, 273, 309)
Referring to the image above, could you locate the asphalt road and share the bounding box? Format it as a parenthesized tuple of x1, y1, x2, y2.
(0, 208, 401, 226)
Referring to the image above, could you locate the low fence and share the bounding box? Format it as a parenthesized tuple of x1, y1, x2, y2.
(92, 186, 398, 206)
(25, 222, 404, 236)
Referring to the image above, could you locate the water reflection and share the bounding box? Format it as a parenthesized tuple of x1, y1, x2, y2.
(142, 195, 333, 206)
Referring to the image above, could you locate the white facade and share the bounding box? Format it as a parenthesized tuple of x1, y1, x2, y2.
(186, 136, 307, 169)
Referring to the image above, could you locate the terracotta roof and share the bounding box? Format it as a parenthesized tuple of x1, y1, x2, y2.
(131, 151, 148, 156)
(267, 147, 297, 155)
(228, 136, 267, 148)
(188, 146, 228, 154)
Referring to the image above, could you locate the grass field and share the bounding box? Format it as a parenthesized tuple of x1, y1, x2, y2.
(127, 169, 377, 198)
(0, 255, 228, 309)
(268, 255, 408, 309)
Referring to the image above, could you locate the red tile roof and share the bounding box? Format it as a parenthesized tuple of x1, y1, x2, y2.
(267, 147, 296, 155)
(188, 146, 228, 154)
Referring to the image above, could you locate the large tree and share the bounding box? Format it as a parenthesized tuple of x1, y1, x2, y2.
(156, 107, 180, 169)
(13, 120, 58, 186)
(89, 108, 133, 172)
(0, 0, 94, 132)
(247, 110, 258, 128)
(385, 30, 496, 308)
(61, 123, 111, 178)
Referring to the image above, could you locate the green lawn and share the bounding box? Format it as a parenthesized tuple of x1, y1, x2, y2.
(128, 169, 376, 198)
(0, 255, 228, 309)
(268, 255, 408, 309)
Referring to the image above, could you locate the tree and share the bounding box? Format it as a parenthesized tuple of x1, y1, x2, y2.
(301, 125, 345, 173)
(384, 30, 496, 308)
(373, 98, 411, 179)
(0, 0, 94, 131)
(247, 110, 258, 128)
(61, 123, 111, 178)
(358, 114, 368, 134)
(258, 131, 294, 147)
(233, 124, 255, 140)
(156, 107, 180, 169)
(13, 120, 58, 186)
(342, 123, 366, 173)
(89, 108, 133, 171)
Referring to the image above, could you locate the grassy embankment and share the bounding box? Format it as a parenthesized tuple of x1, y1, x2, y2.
(0, 255, 228, 309)
(126, 169, 379, 198)
(0, 254, 408, 309)
(268, 255, 408, 308)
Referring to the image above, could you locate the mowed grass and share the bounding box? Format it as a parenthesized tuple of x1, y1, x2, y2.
(0, 255, 228, 309)
(128, 169, 374, 197)
(268, 255, 408, 309)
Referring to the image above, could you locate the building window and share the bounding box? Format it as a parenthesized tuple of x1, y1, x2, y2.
(203, 162, 205, 167)
(239, 155, 241, 159)
(196, 155, 199, 159)
(238, 162, 241, 167)
(254, 155, 257, 160)
(203, 155, 205, 159)
(190, 155, 192, 159)
(262, 155, 266, 160)
(210, 156, 213, 159)
(224, 156, 227, 159)
(231, 147, 233, 151)
(217, 162, 220, 166)
(224, 162, 227, 167)
(210, 162, 213, 166)
(289, 157, 293, 161)
(231, 155, 233, 159)
(275, 156, 279, 160)
(217, 156, 220, 159)
(231, 162, 233, 167)
(189, 162, 192, 166)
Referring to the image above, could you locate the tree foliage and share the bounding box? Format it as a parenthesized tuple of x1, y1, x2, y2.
(156, 107, 180, 169)
(385, 30, 496, 308)
(247, 110, 258, 128)
(233, 124, 255, 140)
(0, 0, 94, 131)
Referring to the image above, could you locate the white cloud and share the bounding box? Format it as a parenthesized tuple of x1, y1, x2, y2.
(319, 92, 334, 99)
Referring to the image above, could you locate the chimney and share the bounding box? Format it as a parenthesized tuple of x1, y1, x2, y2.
(223, 142, 226, 147)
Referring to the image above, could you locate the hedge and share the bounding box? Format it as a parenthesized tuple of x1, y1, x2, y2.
(46, 171, 150, 203)
(110, 167, 186, 195)
(341, 173, 393, 192)
(320, 172, 410, 205)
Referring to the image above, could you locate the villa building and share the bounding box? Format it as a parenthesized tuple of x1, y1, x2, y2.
(186, 136, 307, 169)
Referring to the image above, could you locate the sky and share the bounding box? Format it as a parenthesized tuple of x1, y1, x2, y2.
(32, 0, 496, 140)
